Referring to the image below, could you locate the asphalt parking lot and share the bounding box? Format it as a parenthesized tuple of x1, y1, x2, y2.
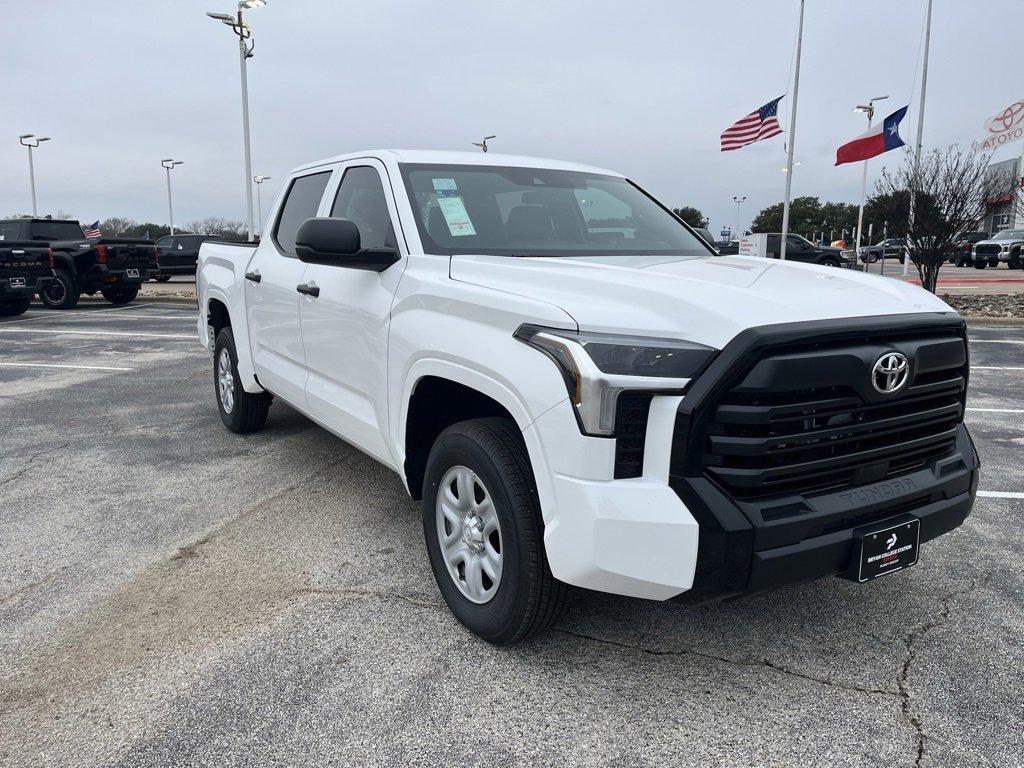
(1, 300, 1022, 768)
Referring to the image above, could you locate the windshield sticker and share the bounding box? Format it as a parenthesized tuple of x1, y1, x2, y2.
(432, 179, 476, 236)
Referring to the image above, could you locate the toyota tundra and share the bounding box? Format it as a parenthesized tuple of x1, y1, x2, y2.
(196, 150, 978, 644)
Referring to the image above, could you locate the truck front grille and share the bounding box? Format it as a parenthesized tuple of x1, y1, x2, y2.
(701, 331, 966, 500)
(974, 244, 1002, 257)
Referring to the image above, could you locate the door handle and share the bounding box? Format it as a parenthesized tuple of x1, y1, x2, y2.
(245, 271, 262, 283)
(296, 282, 320, 297)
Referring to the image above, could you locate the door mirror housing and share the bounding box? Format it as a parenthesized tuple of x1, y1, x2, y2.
(295, 217, 399, 272)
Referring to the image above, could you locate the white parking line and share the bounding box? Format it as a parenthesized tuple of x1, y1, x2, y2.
(966, 408, 1024, 413)
(2, 303, 149, 325)
(978, 491, 1024, 499)
(0, 362, 133, 372)
(969, 340, 1024, 344)
(0, 328, 193, 339)
(972, 366, 1024, 371)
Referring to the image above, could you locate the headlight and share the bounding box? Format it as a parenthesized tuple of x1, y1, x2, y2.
(514, 324, 717, 436)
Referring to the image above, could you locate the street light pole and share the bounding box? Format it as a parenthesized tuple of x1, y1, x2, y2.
(732, 196, 747, 239)
(906, 0, 933, 277)
(253, 175, 271, 233)
(19, 134, 51, 216)
(852, 96, 889, 272)
(162, 159, 184, 234)
(208, 0, 266, 242)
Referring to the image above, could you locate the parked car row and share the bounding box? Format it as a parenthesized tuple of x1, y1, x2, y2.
(853, 230, 1024, 270)
(0, 218, 159, 314)
(153, 233, 222, 281)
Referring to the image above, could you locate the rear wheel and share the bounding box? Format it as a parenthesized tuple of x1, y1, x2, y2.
(39, 269, 80, 309)
(422, 418, 567, 645)
(0, 297, 30, 317)
(155, 275, 173, 283)
(214, 327, 272, 433)
(100, 284, 139, 304)
(1009, 251, 1022, 270)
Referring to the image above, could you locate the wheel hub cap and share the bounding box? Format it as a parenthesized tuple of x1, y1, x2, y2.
(218, 348, 235, 414)
(436, 465, 503, 604)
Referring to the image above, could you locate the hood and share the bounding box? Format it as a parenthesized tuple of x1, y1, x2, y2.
(450, 253, 955, 349)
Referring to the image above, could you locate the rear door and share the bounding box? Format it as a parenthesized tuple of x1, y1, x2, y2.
(297, 160, 405, 461)
(245, 167, 335, 406)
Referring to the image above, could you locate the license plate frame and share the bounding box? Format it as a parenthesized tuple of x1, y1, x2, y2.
(854, 516, 920, 583)
(9, 277, 26, 288)
(126, 268, 140, 278)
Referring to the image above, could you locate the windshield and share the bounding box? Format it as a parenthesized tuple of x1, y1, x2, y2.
(399, 163, 711, 257)
(992, 230, 1023, 240)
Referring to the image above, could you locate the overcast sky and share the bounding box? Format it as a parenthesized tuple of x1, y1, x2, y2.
(2, 0, 1020, 236)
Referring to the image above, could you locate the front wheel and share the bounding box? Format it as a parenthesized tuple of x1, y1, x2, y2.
(988, 258, 1000, 268)
(214, 327, 272, 433)
(1009, 252, 1022, 270)
(974, 260, 987, 270)
(820, 257, 841, 268)
(155, 275, 173, 283)
(423, 418, 566, 645)
(0, 297, 30, 317)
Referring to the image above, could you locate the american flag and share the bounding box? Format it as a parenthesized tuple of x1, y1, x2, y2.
(83, 220, 101, 239)
(721, 96, 785, 152)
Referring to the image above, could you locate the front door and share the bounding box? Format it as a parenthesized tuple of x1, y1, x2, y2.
(299, 160, 406, 462)
(246, 168, 334, 407)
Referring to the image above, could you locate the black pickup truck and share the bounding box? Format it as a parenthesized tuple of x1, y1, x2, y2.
(0, 218, 157, 309)
(0, 234, 53, 316)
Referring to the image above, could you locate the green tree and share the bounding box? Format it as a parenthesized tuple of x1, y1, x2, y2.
(671, 206, 708, 228)
(862, 190, 911, 241)
(750, 196, 822, 235)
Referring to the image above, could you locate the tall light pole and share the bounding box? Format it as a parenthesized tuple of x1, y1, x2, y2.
(906, 0, 933, 277)
(207, 0, 266, 241)
(19, 134, 51, 216)
(732, 196, 746, 239)
(162, 159, 184, 234)
(253, 174, 271, 233)
(852, 95, 889, 270)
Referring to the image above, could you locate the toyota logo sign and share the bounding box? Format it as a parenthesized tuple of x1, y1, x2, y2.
(872, 352, 910, 394)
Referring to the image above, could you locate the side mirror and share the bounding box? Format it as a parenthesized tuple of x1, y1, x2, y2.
(295, 217, 399, 272)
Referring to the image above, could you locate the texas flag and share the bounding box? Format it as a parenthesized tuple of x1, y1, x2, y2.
(835, 105, 909, 165)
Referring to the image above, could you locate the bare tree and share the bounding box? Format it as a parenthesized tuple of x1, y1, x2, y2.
(877, 145, 993, 293)
(184, 217, 248, 241)
(100, 217, 138, 238)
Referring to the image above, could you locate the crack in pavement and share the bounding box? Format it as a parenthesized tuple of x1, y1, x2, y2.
(560, 630, 898, 698)
(897, 577, 987, 768)
(0, 422, 164, 489)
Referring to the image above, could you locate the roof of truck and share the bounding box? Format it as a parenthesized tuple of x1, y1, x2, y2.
(291, 149, 623, 177)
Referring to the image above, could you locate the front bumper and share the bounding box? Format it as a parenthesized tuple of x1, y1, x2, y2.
(670, 427, 978, 600)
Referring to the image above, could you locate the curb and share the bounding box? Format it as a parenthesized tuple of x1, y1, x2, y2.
(963, 316, 1024, 327)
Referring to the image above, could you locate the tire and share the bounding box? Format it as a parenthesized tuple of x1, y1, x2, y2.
(214, 327, 272, 434)
(988, 258, 1000, 268)
(974, 260, 987, 269)
(422, 418, 567, 645)
(0, 297, 31, 317)
(100, 284, 139, 304)
(820, 257, 841, 268)
(155, 275, 172, 283)
(1009, 251, 1022, 270)
(39, 269, 80, 310)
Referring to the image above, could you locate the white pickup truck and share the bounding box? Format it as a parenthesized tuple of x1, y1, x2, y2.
(197, 150, 978, 644)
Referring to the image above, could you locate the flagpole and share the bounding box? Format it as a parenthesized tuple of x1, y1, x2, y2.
(905, 0, 933, 277)
(779, 0, 805, 262)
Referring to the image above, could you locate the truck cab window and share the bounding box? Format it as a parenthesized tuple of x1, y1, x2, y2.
(273, 171, 332, 255)
(330, 166, 396, 250)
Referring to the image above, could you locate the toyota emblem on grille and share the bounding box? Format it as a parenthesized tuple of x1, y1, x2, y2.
(872, 352, 910, 394)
